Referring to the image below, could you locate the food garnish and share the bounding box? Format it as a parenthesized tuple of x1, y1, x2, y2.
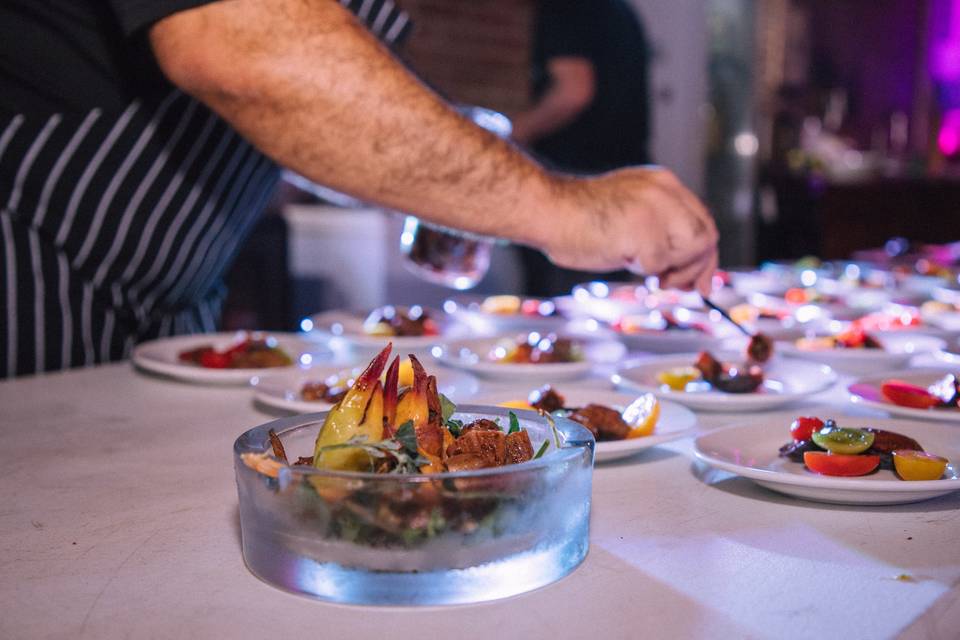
(363, 305, 438, 337)
(795, 327, 883, 351)
(479, 295, 558, 318)
(778, 416, 948, 480)
(880, 375, 960, 410)
(493, 333, 581, 364)
(892, 450, 949, 481)
(506, 385, 660, 441)
(612, 310, 710, 335)
(693, 351, 764, 394)
(178, 334, 292, 369)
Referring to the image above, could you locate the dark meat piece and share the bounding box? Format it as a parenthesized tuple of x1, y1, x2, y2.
(178, 345, 213, 364)
(446, 429, 507, 466)
(746, 333, 773, 363)
(568, 404, 630, 441)
(695, 350, 764, 393)
(863, 427, 924, 470)
(459, 418, 502, 437)
(505, 430, 534, 464)
(529, 385, 565, 413)
(863, 428, 924, 455)
(506, 335, 579, 364)
(694, 351, 723, 382)
(711, 365, 764, 394)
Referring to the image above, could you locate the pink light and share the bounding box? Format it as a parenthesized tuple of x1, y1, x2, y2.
(939, 109, 960, 155)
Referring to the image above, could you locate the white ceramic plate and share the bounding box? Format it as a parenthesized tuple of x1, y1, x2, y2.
(132, 332, 331, 385)
(612, 353, 837, 412)
(471, 387, 697, 462)
(848, 367, 960, 423)
(777, 331, 945, 374)
(252, 364, 480, 414)
(694, 418, 960, 505)
(307, 308, 482, 353)
(432, 336, 624, 382)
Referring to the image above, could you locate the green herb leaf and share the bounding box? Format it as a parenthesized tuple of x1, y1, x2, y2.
(394, 420, 418, 457)
(507, 411, 520, 434)
(534, 440, 550, 459)
(439, 393, 457, 423)
(446, 418, 463, 437)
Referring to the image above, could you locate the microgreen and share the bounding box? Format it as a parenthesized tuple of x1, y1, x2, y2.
(533, 440, 550, 459)
(507, 411, 520, 434)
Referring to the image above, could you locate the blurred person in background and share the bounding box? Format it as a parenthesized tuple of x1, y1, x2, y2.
(512, 0, 654, 296)
(0, 0, 714, 378)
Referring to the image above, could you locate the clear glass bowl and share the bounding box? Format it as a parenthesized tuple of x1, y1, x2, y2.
(234, 405, 594, 606)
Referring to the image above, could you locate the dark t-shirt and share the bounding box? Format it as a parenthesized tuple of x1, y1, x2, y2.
(531, 0, 651, 173)
(0, 1, 412, 378)
(0, 0, 211, 114)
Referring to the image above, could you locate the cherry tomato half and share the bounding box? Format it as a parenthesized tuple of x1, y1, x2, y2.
(880, 380, 941, 410)
(811, 427, 875, 454)
(790, 416, 824, 442)
(803, 451, 880, 477)
(199, 351, 231, 368)
(892, 450, 949, 481)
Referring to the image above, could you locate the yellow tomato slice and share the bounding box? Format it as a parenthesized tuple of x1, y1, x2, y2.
(624, 394, 660, 438)
(499, 400, 535, 410)
(656, 366, 700, 391)
(892, 450, 949, 481)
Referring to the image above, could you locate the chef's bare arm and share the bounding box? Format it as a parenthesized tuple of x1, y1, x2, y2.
(150, 0, 718, 292)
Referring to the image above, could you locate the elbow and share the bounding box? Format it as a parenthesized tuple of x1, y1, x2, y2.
(149, 9, 254, 103)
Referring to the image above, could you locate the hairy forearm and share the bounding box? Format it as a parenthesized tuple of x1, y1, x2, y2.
(150, 0, 559, 247)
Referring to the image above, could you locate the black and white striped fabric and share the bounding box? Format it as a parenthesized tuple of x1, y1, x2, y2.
(340, 0, 413, 47)
(0, 1, 412, 378)
(0, 91, 280, 378)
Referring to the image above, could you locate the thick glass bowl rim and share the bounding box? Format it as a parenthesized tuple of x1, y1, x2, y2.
(234, 404, 595, 482)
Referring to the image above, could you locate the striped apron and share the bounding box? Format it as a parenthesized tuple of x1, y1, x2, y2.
(0, 0, 411, 378)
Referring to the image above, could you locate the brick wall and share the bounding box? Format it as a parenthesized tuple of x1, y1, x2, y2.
(399, 0, 536, 115)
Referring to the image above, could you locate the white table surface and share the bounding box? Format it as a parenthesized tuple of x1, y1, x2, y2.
(2, 354, 959, 640)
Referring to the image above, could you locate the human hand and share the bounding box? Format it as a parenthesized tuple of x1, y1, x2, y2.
(541, 167, 719, 295)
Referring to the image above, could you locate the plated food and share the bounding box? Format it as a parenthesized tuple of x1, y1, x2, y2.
(778, 329, 944, 374)
(614, 352, 837, 411)
(433, 334, 621, 382)
(778, 416, 949, 480)
(132, 332, 330, 385)
(848, 368, 960, 423)
(233, 345, 594, 605)
(178, 334, 292, 369)
(570, 308, 737, 354)
(362, 305, 438, 337)
(308, 306, 478, 352)
(693, 418, 960, 505)
(488, 385, 697, 462)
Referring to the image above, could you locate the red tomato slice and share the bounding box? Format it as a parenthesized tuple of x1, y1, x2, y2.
(881, 380, 941, 409)
(199, 351, 231, 369)
(803, 452, 880, 477)
(790, 416, 824, 441)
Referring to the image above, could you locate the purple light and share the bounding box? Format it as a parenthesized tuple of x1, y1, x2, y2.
(930, 0, 960, 82)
